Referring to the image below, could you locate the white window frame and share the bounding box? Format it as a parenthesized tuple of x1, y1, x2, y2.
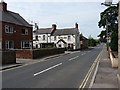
(5, 41, 14, 49)
(5, 25, 13, 33)
(68, 36, 71, 41)
(54, 36, 57, 41)
(43, 35, 46, 40)
(21, 41, 31, 49)
(21, 29, 28, 35)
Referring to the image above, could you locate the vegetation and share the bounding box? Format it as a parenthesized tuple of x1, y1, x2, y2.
(98, 4, 118, 51)
(88, 36, 99, 47)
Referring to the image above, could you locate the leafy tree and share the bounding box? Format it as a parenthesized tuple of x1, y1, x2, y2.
(88, 36, 98, 47)
(98, 4, 118, 51)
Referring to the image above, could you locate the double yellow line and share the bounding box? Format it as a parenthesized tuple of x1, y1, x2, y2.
(78, 51, 102, 90)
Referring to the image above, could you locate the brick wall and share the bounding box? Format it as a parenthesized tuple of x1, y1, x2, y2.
(2, 22, 33, 50)
(0, 50, 16, 64)
(16, 48, 65, 59)
(15, 49, 33, 59)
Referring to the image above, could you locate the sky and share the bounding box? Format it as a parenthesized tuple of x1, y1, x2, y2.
(4, 0, 118, 39)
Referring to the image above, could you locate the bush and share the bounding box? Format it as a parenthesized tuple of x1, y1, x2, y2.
(110, 32, 118, 51)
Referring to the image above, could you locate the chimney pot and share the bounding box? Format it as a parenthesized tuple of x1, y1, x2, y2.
(75, 23, 78, 29)
(0, 1, 7, 11)
(52, 24, 57, 30)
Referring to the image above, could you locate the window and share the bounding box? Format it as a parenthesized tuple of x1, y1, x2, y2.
(21, 41, 31, 49)
(5, 41, 14, 49)
(54, 36, 57, 41)
(35, 36, 38, 40)
(68, 36, 71, 41)
(5, 25, 13, 33)
(43, 35, 46, 40)
(21, 29, 28, 35)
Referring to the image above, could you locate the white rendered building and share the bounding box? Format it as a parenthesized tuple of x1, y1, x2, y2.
(33, 23, 80, 50)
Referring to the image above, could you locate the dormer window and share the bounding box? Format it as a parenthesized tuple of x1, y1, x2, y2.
(21, 29, 28, 35)
(5, 25, 13, 33)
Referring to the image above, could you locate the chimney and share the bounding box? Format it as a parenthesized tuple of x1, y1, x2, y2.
(0, 1, 7, 11)
(75, 23, 78, 29)
(52, 24, 57, 30)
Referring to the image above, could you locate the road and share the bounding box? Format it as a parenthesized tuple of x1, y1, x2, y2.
(2, 45, 103, 88)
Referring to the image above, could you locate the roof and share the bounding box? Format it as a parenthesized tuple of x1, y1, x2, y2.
(52, 28, 78, 36)
(0, 10, 32, 27)
(34, 28, 53, 34)
(57, 39, 67, 44)
(80, 34, 88, 40)
(34, 28, 79, 35)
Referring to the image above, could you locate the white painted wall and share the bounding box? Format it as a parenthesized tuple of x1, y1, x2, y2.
(33, 30, 80, 50)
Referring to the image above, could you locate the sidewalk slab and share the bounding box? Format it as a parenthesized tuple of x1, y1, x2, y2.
(92, 45, 118, 88)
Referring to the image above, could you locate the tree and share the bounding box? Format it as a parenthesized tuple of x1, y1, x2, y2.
(88, 36, 98, 47)
(98, 5, 118, 51)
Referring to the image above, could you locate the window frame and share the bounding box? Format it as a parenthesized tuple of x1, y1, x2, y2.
(68, 36, 71, 41)
(43, 35, 46, 40)
(21, 29, 28, 35)
(21, 41, 31, 49)
(5, 40, 14, 49)
(5, 25, 14, 34)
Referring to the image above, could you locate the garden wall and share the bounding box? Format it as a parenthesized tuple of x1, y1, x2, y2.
(16, 48, 65, 59)
(0, 50, 16, 64)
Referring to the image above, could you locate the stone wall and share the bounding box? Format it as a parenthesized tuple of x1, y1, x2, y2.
(16, 48, 65, 59)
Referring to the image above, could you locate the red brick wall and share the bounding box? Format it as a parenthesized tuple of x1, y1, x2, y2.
(1, 22, 33, 50)
(1, 50, 16, 64)
(15, 49, 33, 59)
(16, 48, 65, 59)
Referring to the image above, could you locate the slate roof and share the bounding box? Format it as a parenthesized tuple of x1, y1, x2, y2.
(34, 28, 78, 35)
(52, 28, 78, 36)
(33, 28, 53, 34)
(0, 10, 32, 27)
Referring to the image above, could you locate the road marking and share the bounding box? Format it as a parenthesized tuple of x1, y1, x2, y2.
(78, 48, 103, 90)
(69, 56, 79, 61)
(34, 63, 62, 76)
(81, 53, 86, 55)
(0, 53, 69, 72)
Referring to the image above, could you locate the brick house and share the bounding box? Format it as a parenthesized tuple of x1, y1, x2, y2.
(80, 34, 88, 49)
(0, 1, 33, 50)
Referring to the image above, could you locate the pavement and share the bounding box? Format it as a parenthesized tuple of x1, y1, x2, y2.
(92, 45, 118, 88)
(2, 45, 102, 88)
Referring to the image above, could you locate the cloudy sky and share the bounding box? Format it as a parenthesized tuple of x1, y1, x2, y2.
(5, 0, 118, 39)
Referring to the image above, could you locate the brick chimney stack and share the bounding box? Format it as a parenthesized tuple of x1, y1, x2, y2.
(0, 1, 7, 11)
(75, 23, 78, 29)
(52, 24, 57, 30)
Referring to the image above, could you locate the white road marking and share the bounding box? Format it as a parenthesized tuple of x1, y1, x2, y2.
(34, 63, 62, 76)
(82, 53, 86, 55)
(69, 56, 79, 61)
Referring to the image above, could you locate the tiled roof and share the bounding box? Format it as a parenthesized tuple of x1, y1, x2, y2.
(34, 28, 79, 35)
(33, 28, 53, 34)
(52, 28, 78, 36)
(0, 10, 32, 27)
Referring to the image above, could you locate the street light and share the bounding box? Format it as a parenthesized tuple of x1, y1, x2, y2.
(101, 0, 118, 51)
(101, 0, 112, 6)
